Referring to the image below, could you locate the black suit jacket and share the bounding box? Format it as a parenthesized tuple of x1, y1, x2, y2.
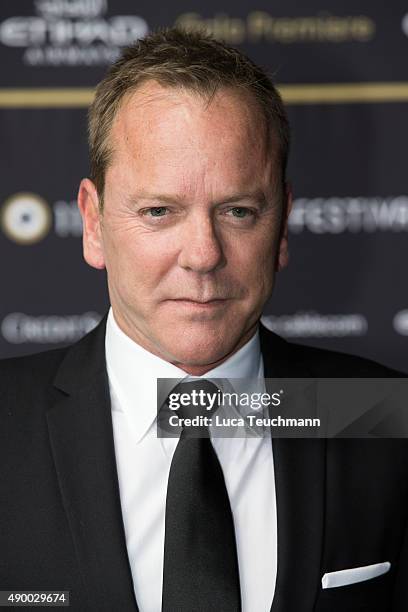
(1, 314, 408, 612)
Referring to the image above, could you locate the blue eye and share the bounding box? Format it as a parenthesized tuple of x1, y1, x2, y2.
(230, 207, 252, 217)
(149, 207, 167, 217)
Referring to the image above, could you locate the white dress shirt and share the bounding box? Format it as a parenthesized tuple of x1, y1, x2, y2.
(105, 308, 277, 612)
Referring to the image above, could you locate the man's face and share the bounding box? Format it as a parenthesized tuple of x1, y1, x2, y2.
(79, 81, 291, 373)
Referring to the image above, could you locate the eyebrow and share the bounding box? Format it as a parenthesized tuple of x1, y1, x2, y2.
(129, 189, 269, 207)
(219, 191, 268, 207)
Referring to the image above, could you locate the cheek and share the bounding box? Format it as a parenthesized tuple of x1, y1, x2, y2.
(104, 230, 175, 296)
(227, 233, 277, 285)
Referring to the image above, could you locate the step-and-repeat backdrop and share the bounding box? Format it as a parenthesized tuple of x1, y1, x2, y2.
(1, 0, 407, 371)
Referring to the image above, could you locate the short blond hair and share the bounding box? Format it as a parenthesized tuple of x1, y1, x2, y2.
(88, 27, 290, 207)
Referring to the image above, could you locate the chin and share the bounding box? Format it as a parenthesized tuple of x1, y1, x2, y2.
(159, 324, 233, 368)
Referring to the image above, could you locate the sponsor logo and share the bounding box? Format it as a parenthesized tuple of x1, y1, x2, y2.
(0, 0, 149, 66)
(1, 192, 52, 244)
(261, 312, 368, 337)
(174, 12, 375, 45)
(289, 196, 408, 234)
(1, 311, 101, 343)
(393, 310, 408, 336)
(1, 194, 82, 242)
(35, 0, 108, 18)
(53, 200, 83, 236)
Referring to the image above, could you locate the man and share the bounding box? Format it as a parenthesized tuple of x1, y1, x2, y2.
(1, 27, 407, 612)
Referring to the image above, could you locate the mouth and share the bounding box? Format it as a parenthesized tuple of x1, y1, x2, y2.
(167, 298, 230, 309)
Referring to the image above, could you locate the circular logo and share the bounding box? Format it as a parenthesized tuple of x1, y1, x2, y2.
(393, 310, 408, 336)
(402, 14, 408, 37)
(1, 193, 52, 244)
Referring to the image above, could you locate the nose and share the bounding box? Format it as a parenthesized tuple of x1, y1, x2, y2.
(177, 214, 225, 274)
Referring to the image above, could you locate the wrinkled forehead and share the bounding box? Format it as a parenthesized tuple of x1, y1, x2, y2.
(109, 80, 277, 172)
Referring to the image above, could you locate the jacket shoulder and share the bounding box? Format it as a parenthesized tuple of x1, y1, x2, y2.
(0, 313, 108, 390)
(0, 315, 108, 418)
(0, 346, 69, 387)
(0, 347, 71, 421)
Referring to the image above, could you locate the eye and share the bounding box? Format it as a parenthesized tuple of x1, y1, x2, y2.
(227, 207, 255, 218)
(146, 206, 168, 217)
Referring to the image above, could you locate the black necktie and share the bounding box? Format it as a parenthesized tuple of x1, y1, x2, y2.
(161, 380, 242, 612)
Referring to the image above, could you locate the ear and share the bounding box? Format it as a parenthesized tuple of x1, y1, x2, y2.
(77, 178, 106, 270)
(277, 182, 293, 271)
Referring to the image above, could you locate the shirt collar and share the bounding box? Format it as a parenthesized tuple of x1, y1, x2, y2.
(105, 307, 262, 443)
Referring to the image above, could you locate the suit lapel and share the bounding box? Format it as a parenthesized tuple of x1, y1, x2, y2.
(46, 315, 138, 612)
(260, 325, 326, 612)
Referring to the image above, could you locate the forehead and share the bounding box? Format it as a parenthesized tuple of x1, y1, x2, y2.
(107, 80, 277, 193)
(115, 79, 263, 128)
